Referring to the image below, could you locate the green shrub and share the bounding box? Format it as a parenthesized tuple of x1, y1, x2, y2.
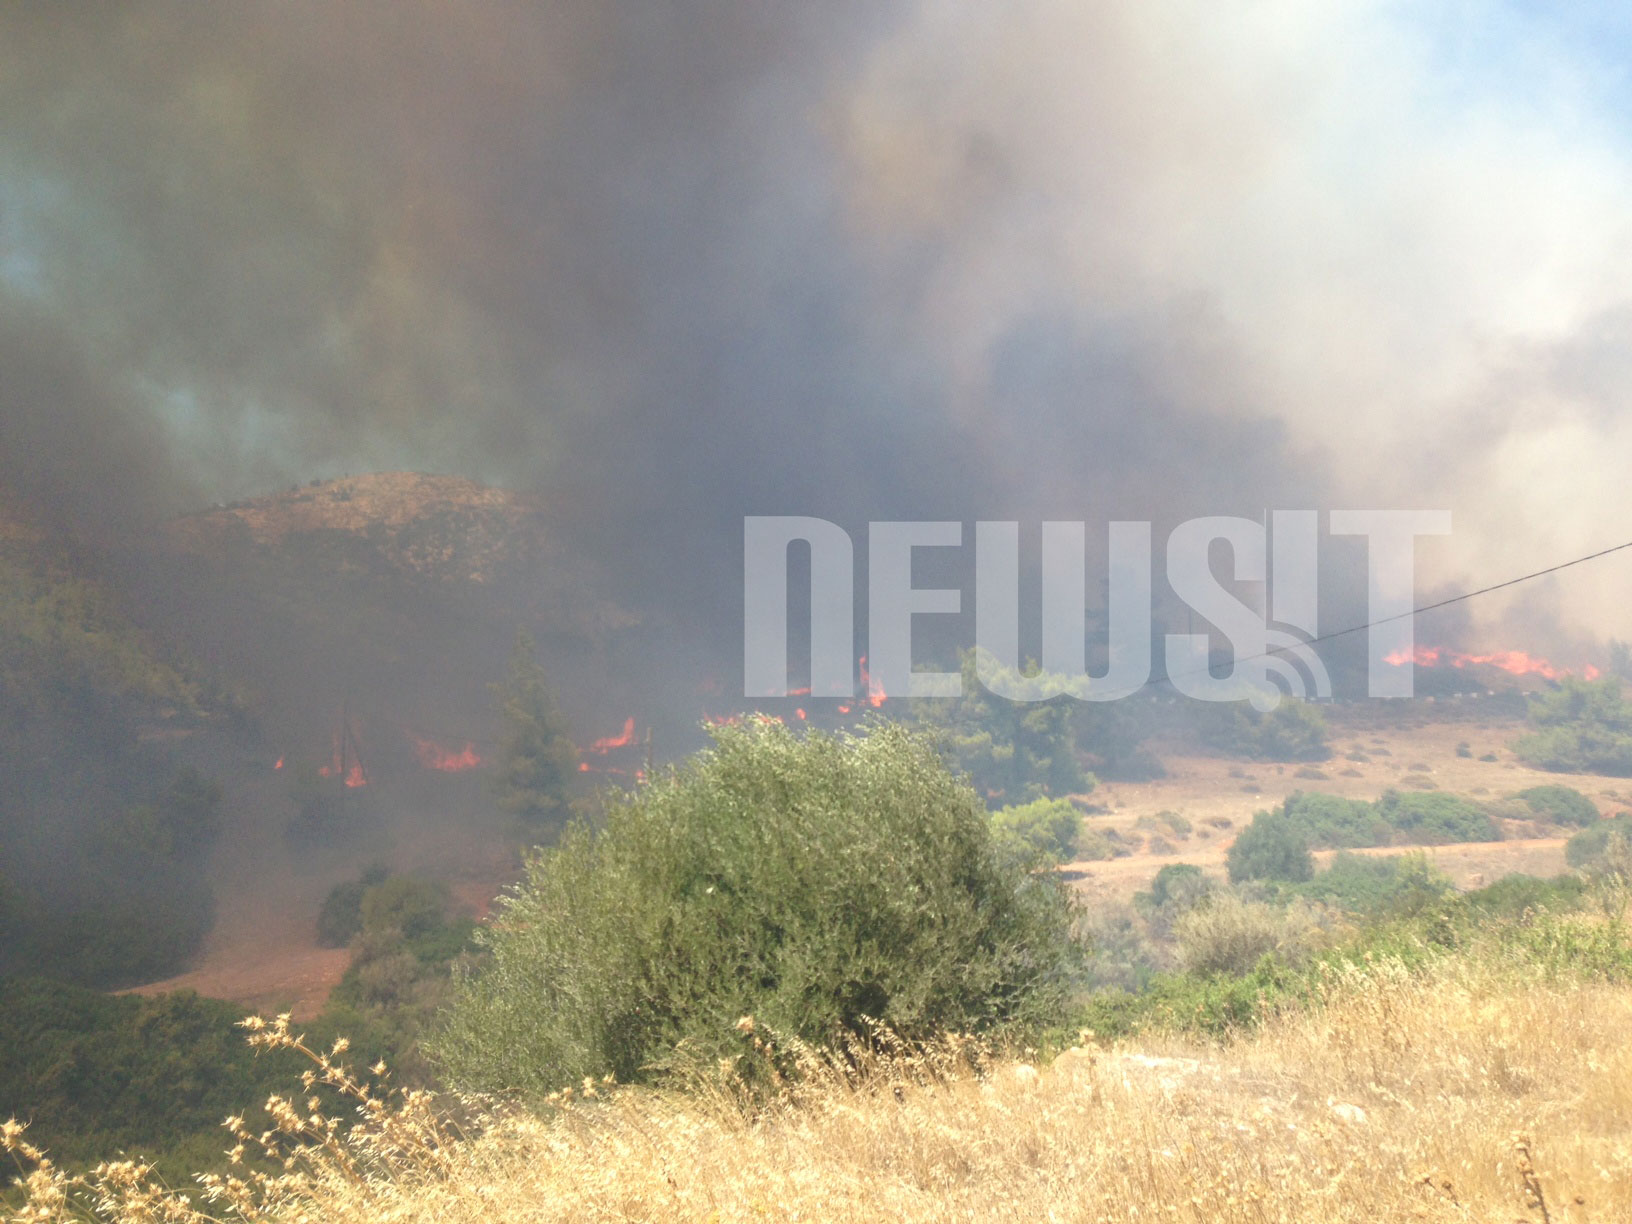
(1296, 851, 1451, 916)
(1514, 785, 1599, 828)
(989, 797, 1082, 866)
(435, 719, 1083, 1095)
(915, 652, 1094, 806)
(1278, 791, 1393, 849)
(0, 978, 344, 1187)
(1373, 790, 1499, 844)
(1460, 873, 1588, 918)
(1566, 813, 1632, 870)
(1136, 863, 1214, 918)
(1198, 699, 1330, 762)
(1512, 677, 1632, 775)
(315, 864, 389, 948)
(1226, 810, 1314, 884)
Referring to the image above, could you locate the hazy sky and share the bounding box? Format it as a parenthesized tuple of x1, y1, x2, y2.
(3, 1, 1632, 652)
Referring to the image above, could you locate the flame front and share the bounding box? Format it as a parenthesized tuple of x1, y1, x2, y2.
(588, 716, 637, 753)
(1385, 644, 1601, 682)
(410, 734, 485, 772)
(857, 655, 887, 708)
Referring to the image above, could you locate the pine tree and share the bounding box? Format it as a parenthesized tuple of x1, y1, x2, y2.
(489, 631, 577, 825)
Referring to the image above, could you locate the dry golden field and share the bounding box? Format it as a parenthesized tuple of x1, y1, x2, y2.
(1065, 703, 1611, 907)
(10, 946, 1631, 1222)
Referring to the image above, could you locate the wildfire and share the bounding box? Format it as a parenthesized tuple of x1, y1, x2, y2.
(317, 730, 368, 787)
(319, 760, 367, 788)
(588, 716, 637, 753)
(1385, 645, 1601, 682)
(410, 734, 485, 772)
(273, 757, 284, 771)
(857, 655, 887, 708)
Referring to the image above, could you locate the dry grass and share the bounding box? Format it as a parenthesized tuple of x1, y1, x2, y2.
(8, 955, 1632, 1222)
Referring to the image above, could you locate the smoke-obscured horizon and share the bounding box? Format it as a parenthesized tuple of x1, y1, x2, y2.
(4, 1, 1632, 665)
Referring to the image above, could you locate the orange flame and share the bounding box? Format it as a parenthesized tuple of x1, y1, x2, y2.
(1385, 644, 1601, 682)
(318, 731, 368, 787)
(410, 734, 485, 772)
(589, 717, 637, 753)
(857, 655, 887, 708)
(273, 757, 284, 771)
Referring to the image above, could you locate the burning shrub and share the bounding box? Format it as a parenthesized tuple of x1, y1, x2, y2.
(434, 719, 1082, 1095)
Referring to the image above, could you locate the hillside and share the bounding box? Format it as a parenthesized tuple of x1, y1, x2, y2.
(165, 472, 560, 586)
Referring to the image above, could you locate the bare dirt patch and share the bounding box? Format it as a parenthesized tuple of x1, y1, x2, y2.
(1063, 704, 1603, 904)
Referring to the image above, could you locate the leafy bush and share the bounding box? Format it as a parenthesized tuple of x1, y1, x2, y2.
(1514, 784, 1599, 828)
(436, 719, 1083, 1095)
(1198, 699, 1330, 762)
(1460, 872, 1588, 919)
(1512, 677, 1632, 775)
(489, 631, 579, 825)
(0, 978, 333, 1187)
(1373, 790, 1499, 844)
(1278, 791, 1393, 849)
(1226, 810, 1314, 884)
(989, 797, 1082, 866)
(315, 864, 389, 948)
(324, 877, 477, 1081)
(1566, 813, 1632, 870)
(1296, 851, 1451, 916)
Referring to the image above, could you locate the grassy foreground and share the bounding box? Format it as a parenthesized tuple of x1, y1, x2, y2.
(7, 936, 1631, 1222)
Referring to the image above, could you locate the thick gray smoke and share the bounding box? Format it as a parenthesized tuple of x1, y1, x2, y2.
(2, 2, 1628, 662)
